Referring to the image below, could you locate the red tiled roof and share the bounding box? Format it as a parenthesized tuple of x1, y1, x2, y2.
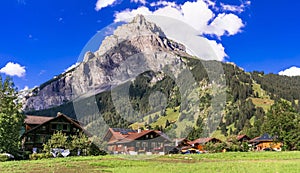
(105, 129, 170, 144)
(108, 128, 137, 140)
(237, 134, 250, 141)
(189, 137, 222, 145)
(117, 130, 153, 143)
(249, 137, 260, 143)
(237, 135, 245, 140)
(189, 138, 212, 145)
(25, 115, 54, 125)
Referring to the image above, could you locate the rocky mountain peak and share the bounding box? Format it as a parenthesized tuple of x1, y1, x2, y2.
(97, 15, 184, 56)
(24, 14, 188, 111)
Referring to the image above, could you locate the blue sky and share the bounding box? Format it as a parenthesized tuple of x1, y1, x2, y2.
(0, 0, 299, 90)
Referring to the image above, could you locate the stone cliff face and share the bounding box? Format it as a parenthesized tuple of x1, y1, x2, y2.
(24, 15, 188, 111)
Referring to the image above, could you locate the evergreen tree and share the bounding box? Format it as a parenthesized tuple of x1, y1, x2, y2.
(264, 100, 300, 150)
(0, 76, 24, 154)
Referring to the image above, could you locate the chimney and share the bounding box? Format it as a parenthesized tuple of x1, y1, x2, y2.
(57, 112, 63, 117)
(138, 128, 141, 133)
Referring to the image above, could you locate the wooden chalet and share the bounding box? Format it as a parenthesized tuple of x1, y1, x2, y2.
(249, 133, 282, 151)
(175, 138, 191, 148)
(236, 135, 251, 142)
(22, 112, 86, 153)
(228, 135, 251, 143)
(189, 137, 222, 151)
(104, 128, 171, 154)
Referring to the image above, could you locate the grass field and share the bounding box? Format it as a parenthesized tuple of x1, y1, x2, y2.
(1, 152, 300, 173)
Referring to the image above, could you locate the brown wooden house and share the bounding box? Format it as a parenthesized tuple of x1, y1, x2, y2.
(236, 135, 251, 142)
(174, 138, 191, 148)
(228, 135, 251, 143)
(22, 112, 86, 153)
(104, 128, 171, 154)
(249, 133, 282, 151)
(189, 137, 222, 151)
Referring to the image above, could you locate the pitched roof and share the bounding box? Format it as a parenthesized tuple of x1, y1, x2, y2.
(105, 128, 171, 144)
(25, 115, 54, 125)
(237, 135, 250, 141)
(249, 133, 274, 143)
(189, 137, 221, 145)
(248, 136, 260, 143)
(108, 128, 138, 140)
(22, 112, 88, 136)
(117, 130, 153, 144)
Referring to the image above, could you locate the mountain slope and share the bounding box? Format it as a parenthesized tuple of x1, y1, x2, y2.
(23, 15, 300, 140)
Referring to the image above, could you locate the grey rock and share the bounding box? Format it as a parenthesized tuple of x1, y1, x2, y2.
(24, 14, 189, 111)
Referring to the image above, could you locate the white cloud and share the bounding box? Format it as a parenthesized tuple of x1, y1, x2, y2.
(149, 1, 179, 8)
(131, 0, 146, 4)
(0, 62, 26, 77)
(114, 7, 152, 22)
(95, 0, 117, 11)
(220, 1, 251, 13)
(204, 13, 244, 37)
(279, 66, 300, 76)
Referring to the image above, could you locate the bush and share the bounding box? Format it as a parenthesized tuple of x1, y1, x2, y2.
(205, 142, 228, 153)
(228, 144, 240, 152)
(88, 143, 107, 156)
(29, 153, 52, 160)
(0, 154, 10, 162)
(14, 151, 31, 160)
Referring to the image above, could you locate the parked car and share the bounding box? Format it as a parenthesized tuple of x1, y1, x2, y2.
(263, 148, 274, 151)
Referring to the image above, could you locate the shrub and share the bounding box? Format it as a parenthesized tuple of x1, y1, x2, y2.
(14, 151, 31, 160)
(29, 153, 52, 160)
(89, 143, 107, 156)
(0, 154, 10, 162)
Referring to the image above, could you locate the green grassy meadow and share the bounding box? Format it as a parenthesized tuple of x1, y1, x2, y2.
(1, 152, 300, 173)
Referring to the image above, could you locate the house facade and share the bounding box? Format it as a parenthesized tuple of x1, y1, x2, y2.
(189, 137, 222, 151)
(249, 133, 282, 151)
(104, 128, 171, 154)
(22, 112, 86, 153)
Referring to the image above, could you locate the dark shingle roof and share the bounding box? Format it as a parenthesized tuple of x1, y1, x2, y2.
(249, 133, 274, 143)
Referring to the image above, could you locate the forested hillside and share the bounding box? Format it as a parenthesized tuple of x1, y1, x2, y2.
(25, 59, 300, 143)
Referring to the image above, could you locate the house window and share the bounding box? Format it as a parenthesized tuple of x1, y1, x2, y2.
(51, 123, 70, 131)
(142, 142, 148, 148)
(51, 124, 57, 130)
(41, 126, 46, 131)
(136, 142, 140, 147)
(63, 124, 70, 132)
(151, 142, 156, 148)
